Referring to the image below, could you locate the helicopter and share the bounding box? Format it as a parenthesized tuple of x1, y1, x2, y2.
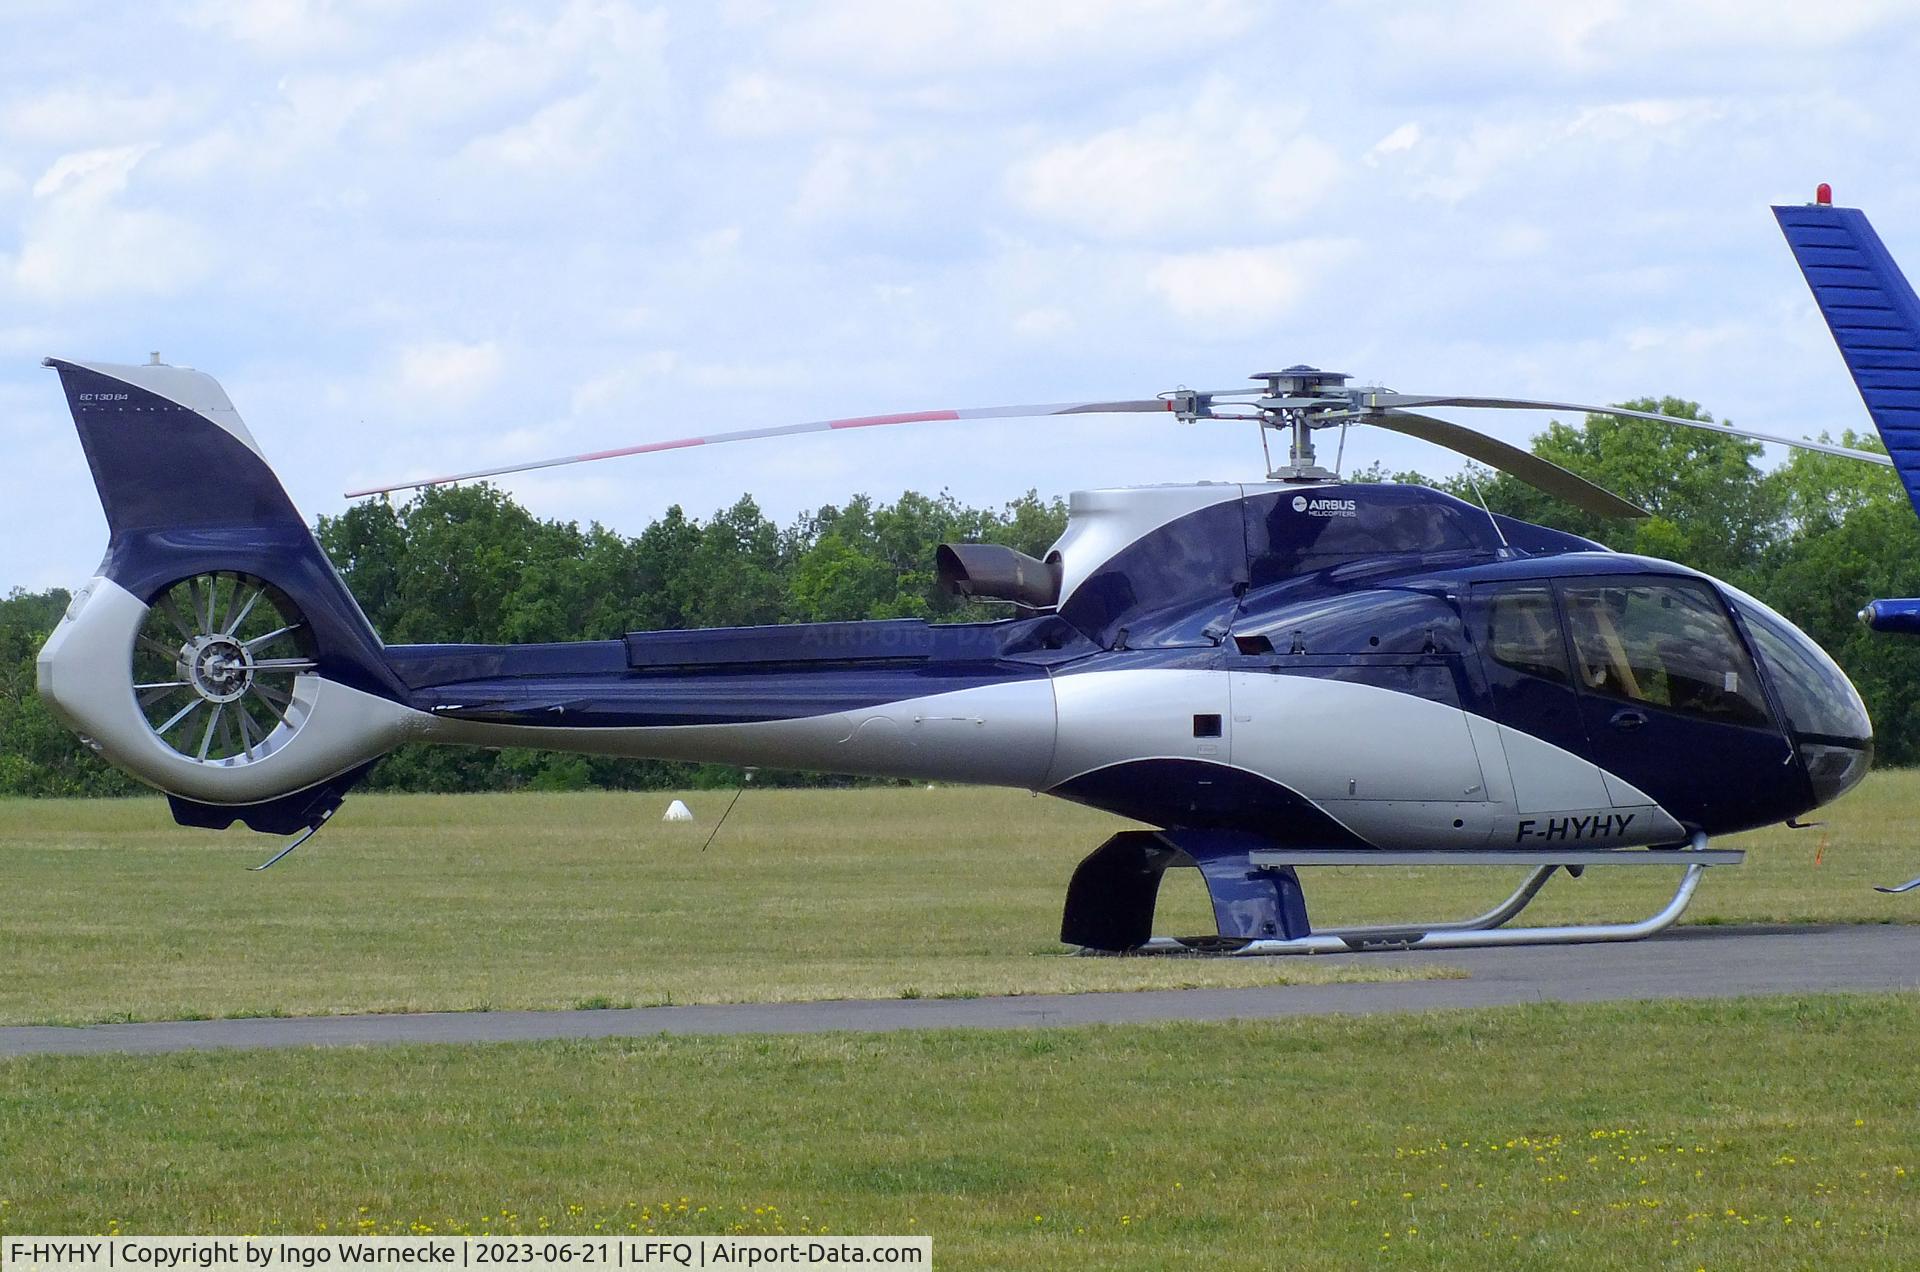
(32, 195, 1894, 955)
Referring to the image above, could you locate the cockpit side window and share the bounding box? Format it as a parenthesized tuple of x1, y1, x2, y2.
(1559, 580, 1773, 728)
(1484, 584, 1569, 684)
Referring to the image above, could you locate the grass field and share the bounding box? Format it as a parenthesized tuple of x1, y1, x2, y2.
(0, 772, 1910, 1026)
(1, 994, 1915, 1268)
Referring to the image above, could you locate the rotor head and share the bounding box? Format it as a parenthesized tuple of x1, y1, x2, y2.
(1251, 365, 1351, 398)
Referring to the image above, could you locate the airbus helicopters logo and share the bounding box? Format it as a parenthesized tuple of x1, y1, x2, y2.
(1292, 494, 1357, 517)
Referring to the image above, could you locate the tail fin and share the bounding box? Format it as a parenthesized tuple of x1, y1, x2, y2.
(44, 357, 396, 697)
(1772, 199, 1920, 509)
(37, 358, 412, 830)
(1774, 201, 1920, 636)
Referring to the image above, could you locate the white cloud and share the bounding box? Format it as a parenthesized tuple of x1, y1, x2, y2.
(0, 324, 59, 355)
(184, 0, 359, 56)
(1011, 307, 1073, 339)
(11, 145, 211, 301)
(792, 138, 937, 224)
(693, 227, 744, 257)
(1, 0, 1918, 592)
(1007, 77, 1341, 242)
(272, 1, 670, 153)
(708, 73, 872, 138)
(31, 144, 154, 199)
(1145, 240, 1357, 331)
(1490, 222, 1551, 258)
(1569, 97, 1728, 144)
(766, 0, 1258, 74)
(1399, 98, 1725, 203)
(394, 340, 504, 406)
(1365, 122, 1422, 166)
(1374, 0, 1911, 75)
(570, 351, 682, 416)
(2, 87, 195, 146)
(463, 93, 616, 170)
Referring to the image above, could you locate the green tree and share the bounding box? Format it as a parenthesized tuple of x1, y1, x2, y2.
(12, 439, 1919, 792)
(787, 531, 896, 623)
(1449, 399, 1782, 584)
(0, 589, 140, 796)
(1747, 433, 1920, 762)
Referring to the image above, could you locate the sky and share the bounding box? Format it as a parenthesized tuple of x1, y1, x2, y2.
(3, 0, 1920, 591)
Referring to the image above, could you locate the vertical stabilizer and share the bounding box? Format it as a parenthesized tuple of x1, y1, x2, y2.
(1773, 199, 1920, 513)
(38, 357, 413, 829)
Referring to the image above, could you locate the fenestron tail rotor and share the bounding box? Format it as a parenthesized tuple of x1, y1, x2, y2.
(344, 367, 1886, 520)
(133, 572, 318, 766)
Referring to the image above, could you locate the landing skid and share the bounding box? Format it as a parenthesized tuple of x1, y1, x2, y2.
(1063, 830, 1734, 957)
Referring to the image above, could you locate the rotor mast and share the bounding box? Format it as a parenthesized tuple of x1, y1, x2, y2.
(1252, 365, 1350, 481)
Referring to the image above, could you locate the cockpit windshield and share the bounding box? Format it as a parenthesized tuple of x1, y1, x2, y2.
(1722, 585, 1871, 744)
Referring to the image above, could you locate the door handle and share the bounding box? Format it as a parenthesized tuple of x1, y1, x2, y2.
(1609, 708, 1648, 732)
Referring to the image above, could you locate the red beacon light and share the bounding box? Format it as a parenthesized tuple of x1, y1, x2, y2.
(1816, 182, 1833, 206)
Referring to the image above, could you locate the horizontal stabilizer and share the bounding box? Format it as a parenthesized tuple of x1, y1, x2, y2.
(1858, 597, 1920, 634)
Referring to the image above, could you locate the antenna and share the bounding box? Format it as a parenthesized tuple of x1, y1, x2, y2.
(700, 767, 756, 852)
(1465, 472, 1510, 551)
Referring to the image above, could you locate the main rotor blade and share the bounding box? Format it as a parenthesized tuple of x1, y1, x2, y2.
(346, 399, 1175, 498)
(1368, 409, 1651, 520)
(1365, 393, 1891, 467)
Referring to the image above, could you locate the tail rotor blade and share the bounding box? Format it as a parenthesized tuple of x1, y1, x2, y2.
(1368, 409, 1650, 520)
(345, 398, 1174, 498)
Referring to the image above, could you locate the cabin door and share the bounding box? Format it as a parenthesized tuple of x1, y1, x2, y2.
(1468, 581, 1615, 817)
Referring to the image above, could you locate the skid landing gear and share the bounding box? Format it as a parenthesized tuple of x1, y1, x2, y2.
(1062, 830, 1739, 956)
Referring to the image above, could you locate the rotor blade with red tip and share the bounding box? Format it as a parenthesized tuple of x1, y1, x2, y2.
(344, 398, 1173, 498)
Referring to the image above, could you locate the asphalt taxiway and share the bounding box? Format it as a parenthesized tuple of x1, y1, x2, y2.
(3, 923, 1915, 1057)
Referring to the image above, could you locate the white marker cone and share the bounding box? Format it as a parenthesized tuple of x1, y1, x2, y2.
(663, 799, 694, 821)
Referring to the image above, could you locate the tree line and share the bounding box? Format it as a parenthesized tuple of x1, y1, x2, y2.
(3, 399, 1918, 796)
(0, 488, 1069, 795)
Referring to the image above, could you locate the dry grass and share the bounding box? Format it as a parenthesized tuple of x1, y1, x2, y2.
(0, 770, 1906, 1026)
(0, 786, 1440, 1026)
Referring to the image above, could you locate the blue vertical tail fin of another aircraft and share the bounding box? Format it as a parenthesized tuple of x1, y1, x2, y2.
(1774, 197, 1920, 634)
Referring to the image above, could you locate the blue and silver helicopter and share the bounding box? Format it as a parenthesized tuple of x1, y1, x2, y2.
(34, 194, 1906, 953)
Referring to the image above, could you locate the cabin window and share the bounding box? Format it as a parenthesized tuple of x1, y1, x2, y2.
(1484, 584, 1569, 684)
(1559, 580, 1772, 727)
